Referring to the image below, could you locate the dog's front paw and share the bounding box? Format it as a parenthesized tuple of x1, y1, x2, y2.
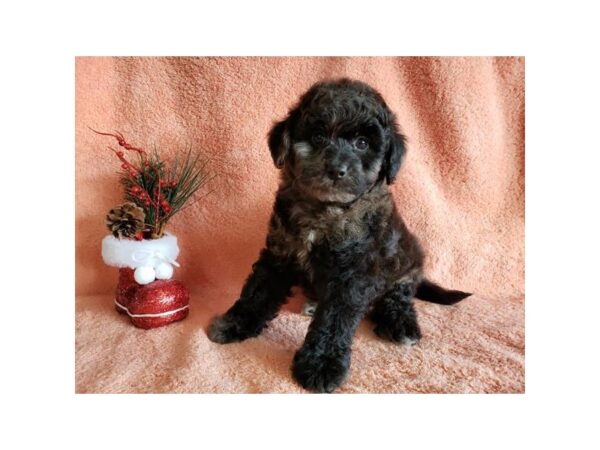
(207, 314, 254, 344)
(373, 314, 422, 345)
(292, 347, 350, 393)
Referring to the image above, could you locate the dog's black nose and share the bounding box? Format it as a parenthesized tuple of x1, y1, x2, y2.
(327, 165, 348, 180)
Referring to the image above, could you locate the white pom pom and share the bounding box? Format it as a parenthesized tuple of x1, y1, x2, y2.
(155, 262, 174, 280)
(134, 266, 156, 285)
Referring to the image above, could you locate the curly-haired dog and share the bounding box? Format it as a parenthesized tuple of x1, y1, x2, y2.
(207, 78, 471, 393)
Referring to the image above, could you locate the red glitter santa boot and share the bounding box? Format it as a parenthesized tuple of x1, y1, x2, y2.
(103, 234, 190, 329)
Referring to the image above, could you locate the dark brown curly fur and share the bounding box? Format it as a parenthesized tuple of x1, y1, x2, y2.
(207, 78, 470, 393)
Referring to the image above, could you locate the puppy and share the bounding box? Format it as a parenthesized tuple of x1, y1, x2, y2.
(207, 78, 471, 393)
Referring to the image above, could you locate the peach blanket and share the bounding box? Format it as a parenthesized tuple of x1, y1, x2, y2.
(75, 57, 524, 393)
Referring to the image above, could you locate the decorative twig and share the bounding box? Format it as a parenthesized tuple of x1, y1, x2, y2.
(89, 127, 147, 157)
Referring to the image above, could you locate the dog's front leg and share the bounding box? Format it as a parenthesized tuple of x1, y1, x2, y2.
(292, 280, 370, 393)
(207, 249, 295, 344)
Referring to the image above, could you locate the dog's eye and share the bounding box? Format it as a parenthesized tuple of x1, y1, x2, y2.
(312, 134, 328, 146)
(354, 136, 369, 150)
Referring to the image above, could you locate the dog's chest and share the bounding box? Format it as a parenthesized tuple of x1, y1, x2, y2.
(271, 204, 370, 273)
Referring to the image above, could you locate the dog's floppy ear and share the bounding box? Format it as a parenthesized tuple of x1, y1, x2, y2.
(268, 118, 292, 169)
(383, 129, 407, 184)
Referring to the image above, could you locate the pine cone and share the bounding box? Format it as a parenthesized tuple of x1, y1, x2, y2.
(106, 202, 146, 239)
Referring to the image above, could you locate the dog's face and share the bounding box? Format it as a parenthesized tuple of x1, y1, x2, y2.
(268, 79, 407, 203)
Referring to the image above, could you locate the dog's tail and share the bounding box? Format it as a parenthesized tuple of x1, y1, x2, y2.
(414, 279, 471, 305)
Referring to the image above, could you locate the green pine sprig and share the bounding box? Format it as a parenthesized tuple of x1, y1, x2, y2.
(94, 129, 213, 239)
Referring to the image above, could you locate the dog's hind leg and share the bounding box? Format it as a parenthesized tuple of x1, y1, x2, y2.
(369, 281, 422, 345)
(207, 249, 296, 344)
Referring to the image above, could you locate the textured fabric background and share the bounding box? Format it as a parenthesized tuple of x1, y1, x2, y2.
(75, 57, 524, 393)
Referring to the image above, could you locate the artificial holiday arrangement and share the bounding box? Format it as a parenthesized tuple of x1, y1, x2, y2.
(95, 129, 210, 329)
